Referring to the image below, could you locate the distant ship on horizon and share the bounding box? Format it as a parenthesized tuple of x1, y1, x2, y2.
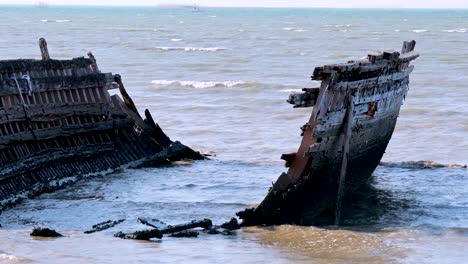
(33, 1, 50, 8)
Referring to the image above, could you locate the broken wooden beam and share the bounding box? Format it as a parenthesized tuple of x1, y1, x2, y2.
(114, 229, 163, 240)
(39, 38, 50, 60)
(84, 219, 126, 234)
(287, 88, 320, 108)
(160, 219, 213, 234)
(334, 94, 354, 225)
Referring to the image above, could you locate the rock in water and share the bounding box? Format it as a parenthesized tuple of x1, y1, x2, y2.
(221, 218, 241, 230)
(30, 228, 63, 237)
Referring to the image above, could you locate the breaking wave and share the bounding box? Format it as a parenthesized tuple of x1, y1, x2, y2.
(408, 29, 428, 33)
(279, 88, 303, 93)
(282, 27, 308, 32)
(442, 28, 467, 33)
(41, 19, 70, 23)
(379, 160, 467, 169)
(151, 80, 251, 88)
(153, 46, 227, 52)
(0, 252, 28, 262)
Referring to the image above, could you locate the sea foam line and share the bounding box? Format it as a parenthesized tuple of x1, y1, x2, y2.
(409, 29, 428, 33)
(154, 46, 227, 52)
(41, 19, 71, 23)
(151, 80, 249, 89)
(442, 28, 467, 33)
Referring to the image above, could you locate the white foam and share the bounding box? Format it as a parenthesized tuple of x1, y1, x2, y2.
(154, 46, 227, 52)
(40, 19, 70, 23)
(442, 28, 467, 33)
(151, 80, 248, 89)
(282, 27, 294, 31)
(279, 89, 303, 93)
(170, 38, 183, 42)
(409, 29, 428, 33)
(294, 29, 308, 32)
(0, 253, 24, 262)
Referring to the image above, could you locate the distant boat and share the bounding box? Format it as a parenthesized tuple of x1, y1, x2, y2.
(33, 1, 50, 8)
(191, 4, 203, 12)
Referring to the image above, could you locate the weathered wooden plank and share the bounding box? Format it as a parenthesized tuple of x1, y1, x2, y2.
(0, 73, 114, 96)
(312, 53, 418, 81)
(401, 40, 416, 54)
(0, 57, 93, 74)
(0, 102, 118, 124)
(312, 97, 404, 138)
(0, 119, 134, 146)
(334, 94, 354, 225)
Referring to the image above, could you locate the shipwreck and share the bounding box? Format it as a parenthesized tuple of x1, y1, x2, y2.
(0, 39, 203, 210)
(238, 41, 419, 226)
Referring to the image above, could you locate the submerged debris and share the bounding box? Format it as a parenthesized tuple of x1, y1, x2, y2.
(169, 230, 199, 238)
(160, 218, 213, 234)
(137, 217, 168, 229)
(84, 219, 126, 234)
(220, 217, 241, 231)
(30, 228, 63, 237)
(135, 141, 206, 168)
(114, 229, 163, 240)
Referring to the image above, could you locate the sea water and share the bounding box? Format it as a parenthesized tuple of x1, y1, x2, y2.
(0, 6, 467, 263)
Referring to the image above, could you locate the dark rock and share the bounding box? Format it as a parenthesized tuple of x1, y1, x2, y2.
(30, 228, 63, 237)
(220, 217, 240, 231)
(169, 230, 199, 238)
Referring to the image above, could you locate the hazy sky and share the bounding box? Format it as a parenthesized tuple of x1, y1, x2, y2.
(4, 0, 468, 9)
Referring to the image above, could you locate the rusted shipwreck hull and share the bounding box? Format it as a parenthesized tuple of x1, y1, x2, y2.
(239, 41, 419, 226)
(0, 39, 202, 209)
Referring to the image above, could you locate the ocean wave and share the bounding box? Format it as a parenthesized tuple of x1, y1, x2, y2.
(151, 80, 250, 88)
(379, 160, 467, 169)
(153, 46, 227, 52)
(279, 88, 303, 93)
(409, 29, 428, 33)
(170, 38, 183, 42)
(282, 27, 308, 32)
(0, 253, 28, 262)
(442, 28, 467, 33)
(41, 19, 70, 23)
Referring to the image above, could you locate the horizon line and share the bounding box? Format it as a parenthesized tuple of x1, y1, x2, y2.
(1, 3, 468, 10)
